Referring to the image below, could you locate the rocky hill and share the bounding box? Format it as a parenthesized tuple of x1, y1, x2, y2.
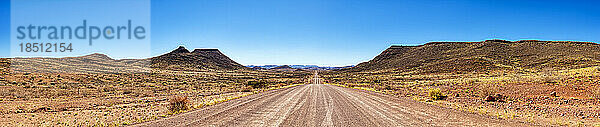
(348, 40, 600, 73)
(7, 53, 151, 73)
(2, 46, 248, 73)
(150, 46, 248, 71)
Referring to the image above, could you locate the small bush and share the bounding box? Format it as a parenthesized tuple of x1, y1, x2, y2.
(240, 86, 253, 92)
(478, 84, 498, 98)
(428, 88, 446, 100)
(246, 81, 267, 88)
(122, 90, 133, 95)
(168, 96, 190, 114)
(347, 83, 358, 88)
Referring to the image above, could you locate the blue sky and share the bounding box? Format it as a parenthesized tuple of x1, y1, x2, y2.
(2, 0, 600, 66)
(10, 0, 151, 59)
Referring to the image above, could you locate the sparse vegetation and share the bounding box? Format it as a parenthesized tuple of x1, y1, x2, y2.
(428, 88, 446, 100)
(324, 40, 600, 126)
(478, 84, 498, 98)
(247, 80, 267, 88)
(168, 96, 190, 114)
(0, 48, 309, 126)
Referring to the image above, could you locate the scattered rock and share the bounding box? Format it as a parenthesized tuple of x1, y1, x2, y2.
(495, 94, 505, 102)
(15, 109, 26, 113)
(123, 90, 133, 95)
(32, 107, 53, 113)
(484, 96, 496, 102)
(550, 91, 557, 97)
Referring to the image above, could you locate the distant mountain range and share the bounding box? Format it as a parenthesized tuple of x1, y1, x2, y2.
(246, 65, 354, 70)
(4, 45, 356, 73)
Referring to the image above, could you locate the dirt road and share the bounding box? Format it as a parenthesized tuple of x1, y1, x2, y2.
(136, 83, 529, 127)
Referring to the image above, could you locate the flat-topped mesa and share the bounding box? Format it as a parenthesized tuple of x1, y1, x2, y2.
(169, 46, 191, 54)
(425, 39, 510, 45)
(424, 39, 597, 45)
(79, 53, 113, 60)
(191, 48, 222, 54)
(151, 45, 248, 71)
(389, 45, 419, 49)
(349, 39, 600, 73)
(514, 40, 598, 45)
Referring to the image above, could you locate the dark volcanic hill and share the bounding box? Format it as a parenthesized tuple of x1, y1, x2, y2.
(3, 46, 247, 73)
(349, 40, 600, 73)
(151, 46, 248, 71)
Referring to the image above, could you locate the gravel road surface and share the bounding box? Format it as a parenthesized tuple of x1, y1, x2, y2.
(135, 83, 530, 127)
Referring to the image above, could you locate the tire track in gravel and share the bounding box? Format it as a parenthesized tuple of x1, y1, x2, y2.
(196, 84, 309, 126)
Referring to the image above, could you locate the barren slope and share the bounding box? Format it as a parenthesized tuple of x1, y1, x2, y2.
(8, 53, 150, 73)
(349, 40, 600, 73)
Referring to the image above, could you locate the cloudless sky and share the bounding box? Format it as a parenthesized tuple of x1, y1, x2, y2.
(2, 0, 600, 66)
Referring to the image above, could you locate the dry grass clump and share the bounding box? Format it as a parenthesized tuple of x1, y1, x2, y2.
(240, 86, 253, 92)
(477, 84, 507, 102)
(428, 88, 446, 100)
(591, 87, 600, 100)
(540, 68, 559, 83)
(246, 81, 267, 88)
(478, 84, 498, 98)
(168, 96, 190, 114)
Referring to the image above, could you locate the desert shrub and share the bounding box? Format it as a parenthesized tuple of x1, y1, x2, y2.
(374, 84, 393, 91)
(478, 84, 498, 98)
(465, 79, 478, 85)
(540, 68, 558, 83)
(428, 88, 446, 100)
(541, 76, 557, 84)
(346, 83, 358, 88)
(383, 84, 393, 90)
(240, 86, 253, 92)
(246, 81, 267, 88)
(168, 96, 190, 114)
(372, 79, 381, 83)
(122, 90, 133, 95)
